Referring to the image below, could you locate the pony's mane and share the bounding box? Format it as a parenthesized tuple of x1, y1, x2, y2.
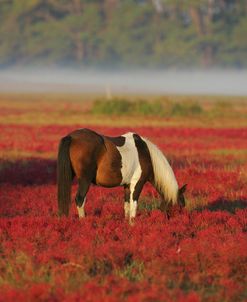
(142, 137, 178, 204)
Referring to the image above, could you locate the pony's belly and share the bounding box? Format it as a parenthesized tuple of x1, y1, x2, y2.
(94, 138, 123, 187)
(95, 168, 122, 187)
(95, 155, 122, 187)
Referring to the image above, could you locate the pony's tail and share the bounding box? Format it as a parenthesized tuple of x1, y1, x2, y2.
(57, 135, 73, 216)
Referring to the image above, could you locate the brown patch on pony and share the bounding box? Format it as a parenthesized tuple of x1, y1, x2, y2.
(133, 134, 153, 182)
(132, 134, 154, 200)
(107, 136, 126, 147)
(69, 129, 103, 181)
(95, 136, 123, 187)
(61, 131, 129, 189)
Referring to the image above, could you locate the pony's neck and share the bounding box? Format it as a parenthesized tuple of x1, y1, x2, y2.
(143, 137, 178, 204)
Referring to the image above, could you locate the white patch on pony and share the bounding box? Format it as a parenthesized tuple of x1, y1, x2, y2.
(117, 133, 142, 186)
(117, 133, 141, 223)
(142, 137, 178, 204)
(124, 202, 130, 218)
(77, 198, 86, 218)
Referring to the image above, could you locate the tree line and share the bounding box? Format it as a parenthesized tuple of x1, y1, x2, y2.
(0, 0, 246, 68)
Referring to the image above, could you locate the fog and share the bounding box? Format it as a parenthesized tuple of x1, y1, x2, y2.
(0, 69, 246, 96)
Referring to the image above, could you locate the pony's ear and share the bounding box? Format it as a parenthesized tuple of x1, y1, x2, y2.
(179, 184, 187, 194)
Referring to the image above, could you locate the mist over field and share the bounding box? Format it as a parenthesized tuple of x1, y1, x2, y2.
(0, 69, 247, 96)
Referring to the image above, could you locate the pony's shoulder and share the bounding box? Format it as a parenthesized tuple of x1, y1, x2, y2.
(122, 132, 134, 137)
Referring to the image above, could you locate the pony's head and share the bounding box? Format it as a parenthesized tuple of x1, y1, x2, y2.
(177, 184, 187, 207)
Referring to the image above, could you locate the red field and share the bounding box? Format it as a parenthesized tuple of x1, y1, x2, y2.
(0, 96, 247, 302)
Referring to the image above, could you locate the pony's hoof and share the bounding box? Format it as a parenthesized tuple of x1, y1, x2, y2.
(129, 218, 135, 226)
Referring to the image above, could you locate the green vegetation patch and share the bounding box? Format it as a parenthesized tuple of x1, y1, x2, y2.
(116, 259, 145, 282)
(91, 97, 204, 117)
(91, 98, 165, 116)
(139, 197, 161, 212)
(170, 102, 203, 116)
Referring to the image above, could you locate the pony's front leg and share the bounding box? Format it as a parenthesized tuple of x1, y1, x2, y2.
(124, 185, 130, 219)
(124, 202, 130, 218)
(129, 179, 145, 224)
(124, 184, 137, 222)
(129, 200, 137, 224)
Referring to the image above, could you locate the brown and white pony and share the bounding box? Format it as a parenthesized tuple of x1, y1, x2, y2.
(57, 128, 186, 222)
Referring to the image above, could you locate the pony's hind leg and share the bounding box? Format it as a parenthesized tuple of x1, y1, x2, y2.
(76, 178, 90, 218)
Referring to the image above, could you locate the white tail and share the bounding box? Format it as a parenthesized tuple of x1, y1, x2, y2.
(143, 137, 178, 204)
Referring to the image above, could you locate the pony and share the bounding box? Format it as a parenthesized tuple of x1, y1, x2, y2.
(57, 128, 186, 222)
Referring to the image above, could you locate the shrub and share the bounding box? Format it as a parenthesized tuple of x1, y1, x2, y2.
(91, 98, 164, 116)
(171, 102, 203, 117)
(91, 98, 132, 115)
(133, 100, 164, 116)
